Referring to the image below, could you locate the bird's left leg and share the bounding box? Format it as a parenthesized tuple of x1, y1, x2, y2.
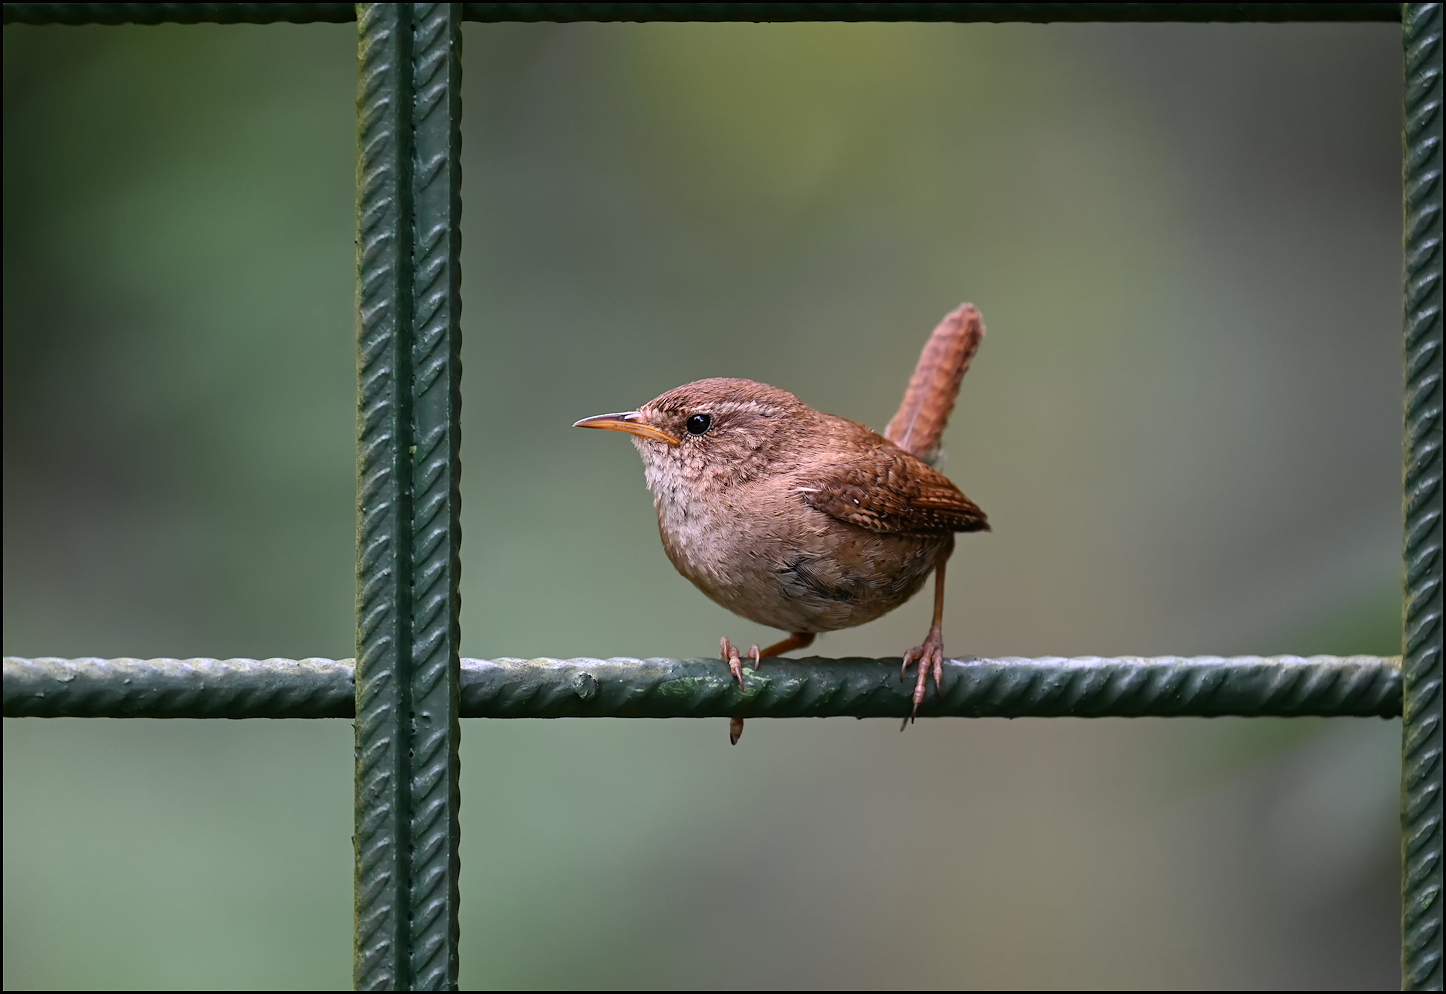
(722, 631, 816, 690)
(721, 636, 760, 692)
(725, 632, 815, 745)
(900, 558, 949, 729)
(756, 631, 815, 669)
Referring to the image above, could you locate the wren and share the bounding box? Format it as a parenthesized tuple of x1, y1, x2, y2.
(576, 304, 989, 741)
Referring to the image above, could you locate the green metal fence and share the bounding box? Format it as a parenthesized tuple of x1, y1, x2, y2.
(1, 3, 1439, 990)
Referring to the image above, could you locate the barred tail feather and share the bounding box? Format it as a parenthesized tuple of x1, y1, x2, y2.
(885, 303, 984, 465)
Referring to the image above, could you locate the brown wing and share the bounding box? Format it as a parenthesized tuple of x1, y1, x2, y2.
(798, 442, 989, 536)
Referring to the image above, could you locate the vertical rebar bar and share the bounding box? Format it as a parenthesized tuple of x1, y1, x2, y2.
(355, 3, 463, 989)
(1403, 4, 1444, 990)
(408, 4, 463, 989)
(355, 3, 413, 988)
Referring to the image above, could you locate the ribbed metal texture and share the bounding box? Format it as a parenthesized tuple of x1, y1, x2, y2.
(1404, 5, 1446, 990)
(1, 656, 355, 717)
(407, 4, 463, 989)
(458, 3, 1401, 21)
(355, 3, 413, 988)
(0, 2, 357, 23)
(353, 6, 464, 988)
(4, 655, 1404, 719)
(0, 2, 1403, 24)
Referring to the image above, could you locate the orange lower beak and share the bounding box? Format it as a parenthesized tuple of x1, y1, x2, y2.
(573, 411, 680, 446)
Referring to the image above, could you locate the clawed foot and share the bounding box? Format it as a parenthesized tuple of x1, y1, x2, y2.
(899, 624, 945, 729)
(720, 636, 761, 691)
(721, 637, 761, 746)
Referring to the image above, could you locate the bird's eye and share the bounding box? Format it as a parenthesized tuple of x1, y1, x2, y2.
(686, 413, 712, 436)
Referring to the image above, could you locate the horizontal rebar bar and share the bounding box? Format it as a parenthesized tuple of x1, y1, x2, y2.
(2, 654, 1402, 719)
(0, 3, 1404, 25)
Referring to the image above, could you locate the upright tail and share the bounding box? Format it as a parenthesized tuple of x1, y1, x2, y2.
(885, 303, 985, 466)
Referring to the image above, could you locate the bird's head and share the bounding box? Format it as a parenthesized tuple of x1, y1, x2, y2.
(574, 377, 814, 496)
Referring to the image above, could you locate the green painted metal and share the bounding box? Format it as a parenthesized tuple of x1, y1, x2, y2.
(2, 656, 356, 717)
(1402, 5, 1445, 990)
(354, 3, 463, 989)
(406, 4, 464, 987)
(455, 3, 1402, 22)
(354, 4, 413, 986)
(1, 655, 1405, 720)
(0, 2, 1406, 24)
(0, 1, 1439, 989)
(0, 2, 356, 22)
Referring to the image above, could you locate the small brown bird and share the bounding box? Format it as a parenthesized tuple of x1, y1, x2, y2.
(576, 304, 989, 740)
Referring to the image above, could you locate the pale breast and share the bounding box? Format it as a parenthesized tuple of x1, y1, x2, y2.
(653, 480, 949, 633)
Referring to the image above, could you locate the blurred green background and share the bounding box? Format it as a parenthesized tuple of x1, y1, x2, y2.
(2, 18, 1404, 990)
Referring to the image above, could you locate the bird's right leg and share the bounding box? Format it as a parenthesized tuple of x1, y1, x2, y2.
(900, 558, 949, 729)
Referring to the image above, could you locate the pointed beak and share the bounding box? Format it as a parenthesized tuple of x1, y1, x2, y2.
(573, 411, 680, 446)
